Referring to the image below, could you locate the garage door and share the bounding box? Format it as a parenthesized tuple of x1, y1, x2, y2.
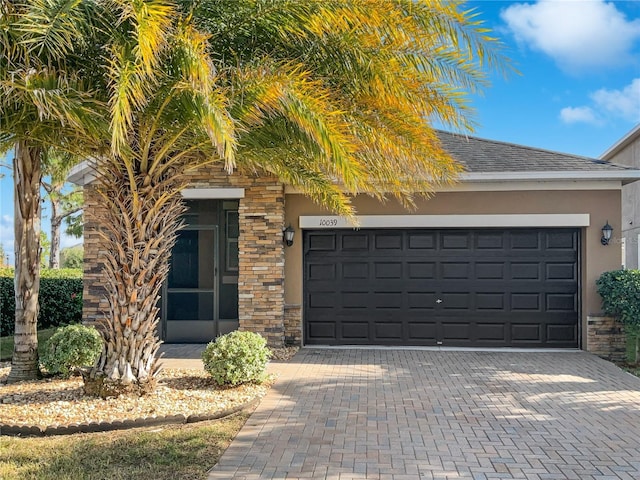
(304, 228, 579, 348)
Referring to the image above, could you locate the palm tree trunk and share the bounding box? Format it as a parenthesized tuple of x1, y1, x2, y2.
(83, 158, 186, 397)
(49, 199, 61, 269)
(8, 142, 42, 383)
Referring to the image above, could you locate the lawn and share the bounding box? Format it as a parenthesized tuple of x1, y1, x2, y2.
(0, 414, 249, 480)
(0, 328, 57, 361)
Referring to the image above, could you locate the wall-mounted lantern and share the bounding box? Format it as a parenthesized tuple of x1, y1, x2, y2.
(283, 225, 295, 247)
(601, 221, 613, 246)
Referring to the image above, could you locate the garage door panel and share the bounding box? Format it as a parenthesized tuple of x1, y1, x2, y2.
(374, 262, 403, 279)
(373, 292, 403, 308)
(511, 263, 541, 280)
(407, 292, 437, 309)
(341, 322, 370, 339)
(440, 293, 471, 309)
(441, 262, 471, 279)
(408, 233, 436, 249)
(307, 292, 336, 309)
(442, 322, 471, 340)
(341, 233, 369, 250)
(408, 262, 436, 279)
(476, 293, 505, 310)
(546, 293, 576, 312)
(441, 232, 471, 249)
(476, 232, 505, 249)
(407, 322, 438, 341)
(374, 233, 403, 249)
(308, 233, 336, 250)
(304, 228, 578, 347)
(511, 293, 541, 311)
(308, 263, 336, 280)
(547, 324, 577, 342)
(476, 263, 505, 279)
(546, 263, 576, 280)
(546, 231, 576, 250)
(475, 323, 507, 342)
(342, 292, 370, 308)
(342, 262, 369, 279)
(511, 324, 542, 342)
(307, 322, 336, 339)
(511, 231, 542, 250)
(374, 322, 403, 340)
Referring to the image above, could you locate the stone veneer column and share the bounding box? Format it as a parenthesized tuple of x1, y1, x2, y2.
(587, 315, 626, 361)
(81, 185, 109, 325)
(237, 182, 285, 346)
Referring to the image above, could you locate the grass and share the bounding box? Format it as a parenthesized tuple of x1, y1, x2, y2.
(0, 328, 57, 361)
(0, 413, 249, 480)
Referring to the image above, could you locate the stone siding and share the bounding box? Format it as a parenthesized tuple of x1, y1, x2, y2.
(587, 315, 626, 361)
(284, 304, 302, 346)
(82, 185, 109, 325)
(81, 164, 286, 346)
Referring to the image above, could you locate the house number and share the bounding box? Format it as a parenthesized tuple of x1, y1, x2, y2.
(319, 218, 338, 227)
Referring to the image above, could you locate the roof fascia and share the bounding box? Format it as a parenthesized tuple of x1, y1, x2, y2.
(460, 171, 640, 184)
(600, 124, 640, 160)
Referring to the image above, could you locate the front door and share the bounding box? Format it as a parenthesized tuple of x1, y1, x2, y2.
(161, 199, 239, 342)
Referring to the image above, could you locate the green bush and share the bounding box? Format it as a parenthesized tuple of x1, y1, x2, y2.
(202, 331, 271, 386)
(41, 324, 103, 377)
(0, 268, 83, 336)
(596, 269, 640, 364)
(596, 270, 640, 327)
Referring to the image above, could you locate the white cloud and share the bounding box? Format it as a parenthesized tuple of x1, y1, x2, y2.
(501, 0, 640, 72)
(560, 78, 640, 125)
(559, 106, 599, 125)
(590, 78, 640, 123)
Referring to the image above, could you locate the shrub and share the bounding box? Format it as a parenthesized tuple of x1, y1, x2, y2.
(202, 331, 271, 386)
(41, 324, 103, 377)
(596, 269, 640, 364)
(61, 246, 84, 269)
(0, 268, 83, 336)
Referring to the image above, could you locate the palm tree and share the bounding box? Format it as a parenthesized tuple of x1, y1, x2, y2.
(81, 0, 236, 397)
(190, 0, 509, 209)
(0, 0, 107, 382)
(83, 0, 509, 396)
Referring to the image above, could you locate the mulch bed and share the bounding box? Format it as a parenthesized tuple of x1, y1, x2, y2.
(0, 346, 299, 436)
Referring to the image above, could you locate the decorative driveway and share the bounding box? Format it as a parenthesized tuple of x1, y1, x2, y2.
(208, 349, 640, 479)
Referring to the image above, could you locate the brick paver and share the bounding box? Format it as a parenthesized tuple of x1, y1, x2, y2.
(207, 349, 640, 479)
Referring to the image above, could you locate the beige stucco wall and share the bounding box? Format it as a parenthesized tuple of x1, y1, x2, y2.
(284, 188, 622, 348)
(605, 134, 640, 269)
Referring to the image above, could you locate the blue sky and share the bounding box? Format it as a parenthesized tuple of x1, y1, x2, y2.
(1, 0, 639, 264)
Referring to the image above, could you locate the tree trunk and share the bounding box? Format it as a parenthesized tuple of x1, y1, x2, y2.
(8, 142, 42, 383)
(49, 197, 61, 269)
(83, 158, 187, 397)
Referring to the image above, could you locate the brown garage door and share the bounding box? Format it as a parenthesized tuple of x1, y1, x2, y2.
(304, 228, 579, 347)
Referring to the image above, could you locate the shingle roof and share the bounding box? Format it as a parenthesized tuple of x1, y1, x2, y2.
(437, 130, 632, 173)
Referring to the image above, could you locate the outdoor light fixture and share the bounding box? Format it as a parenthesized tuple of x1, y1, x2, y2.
(601, 221, 613, 246)
(283, 225, 295, 247)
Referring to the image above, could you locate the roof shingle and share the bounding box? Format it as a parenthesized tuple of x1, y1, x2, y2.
(437, 130, 632, 173)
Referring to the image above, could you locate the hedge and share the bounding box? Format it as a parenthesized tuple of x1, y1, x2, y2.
(0, 268, 83, 336)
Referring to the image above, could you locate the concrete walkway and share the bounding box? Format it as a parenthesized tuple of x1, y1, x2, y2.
(207, 348, 640, 480)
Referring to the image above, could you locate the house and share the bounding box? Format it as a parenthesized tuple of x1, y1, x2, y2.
(601, 125, 640, 269)
(69, 131, 640, 358)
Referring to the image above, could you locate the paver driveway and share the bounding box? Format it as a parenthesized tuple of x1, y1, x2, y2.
(208, 349, 640, 479)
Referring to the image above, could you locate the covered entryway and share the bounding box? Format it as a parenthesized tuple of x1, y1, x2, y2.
(161, 199, 240, 342)
(304, 228, 579, 347)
